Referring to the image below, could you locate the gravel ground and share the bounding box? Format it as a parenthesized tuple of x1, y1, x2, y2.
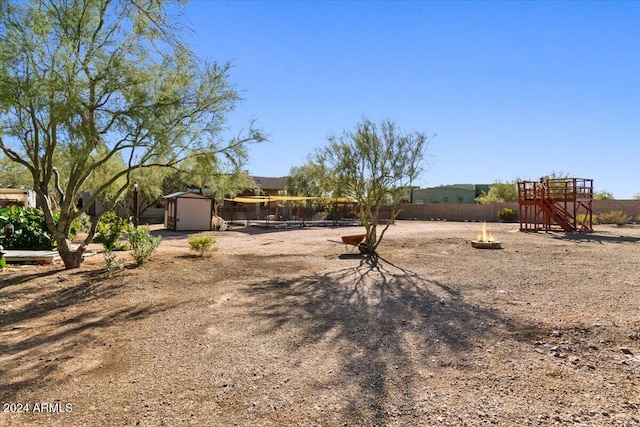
(1, 221, 639, 426)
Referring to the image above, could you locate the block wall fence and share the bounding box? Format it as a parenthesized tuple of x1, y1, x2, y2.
(396, 200, 640, 223)
(216, 200, 640, 224)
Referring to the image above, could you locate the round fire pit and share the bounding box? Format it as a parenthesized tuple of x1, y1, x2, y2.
(470, 240, 502, 249)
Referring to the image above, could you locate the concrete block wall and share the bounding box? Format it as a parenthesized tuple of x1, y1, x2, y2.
(397, 202, 519, 222)
(397, 200, 640, 223)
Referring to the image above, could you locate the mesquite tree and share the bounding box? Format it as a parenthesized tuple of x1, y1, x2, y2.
(315, 118, 431, 256)
(0, 0, 263, 268)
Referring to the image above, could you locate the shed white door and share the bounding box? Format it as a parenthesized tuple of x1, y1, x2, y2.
(176, 198, 211, 231)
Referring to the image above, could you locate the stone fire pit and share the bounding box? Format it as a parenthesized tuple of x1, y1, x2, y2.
(470, 240, 502, 249)
(470, 222, 502, 249)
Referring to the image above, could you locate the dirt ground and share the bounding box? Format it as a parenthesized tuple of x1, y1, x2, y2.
(1, 221, 639, 426)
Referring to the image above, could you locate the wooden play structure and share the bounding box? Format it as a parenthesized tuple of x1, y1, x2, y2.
(517, 178, 594, 233)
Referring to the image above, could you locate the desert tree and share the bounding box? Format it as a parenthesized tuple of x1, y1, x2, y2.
(593, 190, 614, 200)
(286, 161, 332, 217)
(287, 162, 329, 198)
(315, 118, 431, 256)
(0, 0, 263, 268)
(475, 181, 518, 204)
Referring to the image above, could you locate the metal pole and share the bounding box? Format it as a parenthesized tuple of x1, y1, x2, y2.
(133, 182, 139, 228)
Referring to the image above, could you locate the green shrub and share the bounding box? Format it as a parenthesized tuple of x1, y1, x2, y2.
(576, 213, 596, 226)
(94, 211, 129, 251)
(498, 207, 517, 223)
(187, 234, 218, 257)
(598, 211, 630, 226)
(0, 206, 55, 250)
(0, 244, 5, 269)
(73, 212, 93, 234)
(127, 226, 161, 265)
(103, 249, 125, 276)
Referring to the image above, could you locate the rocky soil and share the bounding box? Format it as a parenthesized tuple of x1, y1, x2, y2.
(1, 221, 639, 426)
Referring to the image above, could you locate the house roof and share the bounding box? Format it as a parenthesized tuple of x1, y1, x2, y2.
(250, 176, 288, 191)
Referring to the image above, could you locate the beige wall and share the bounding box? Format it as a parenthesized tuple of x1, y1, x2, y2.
(397, 200, 640, 223)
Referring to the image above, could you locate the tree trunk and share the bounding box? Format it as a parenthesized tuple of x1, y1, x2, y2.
(57, 238, 86, 269)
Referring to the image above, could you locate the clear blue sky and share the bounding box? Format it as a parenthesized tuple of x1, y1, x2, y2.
(182, 1, 639, 199)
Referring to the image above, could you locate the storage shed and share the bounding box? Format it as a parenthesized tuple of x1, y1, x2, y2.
(163, 191, 213, 231)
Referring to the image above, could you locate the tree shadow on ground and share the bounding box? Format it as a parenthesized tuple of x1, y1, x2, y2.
(0, 268, 62, 290)
(0, 270, 180, 400)
(552, 231, 640, 244)
(243, 256, 544, 425)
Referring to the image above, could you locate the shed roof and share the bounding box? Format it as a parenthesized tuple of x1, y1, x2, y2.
(163, 191, 211, 199)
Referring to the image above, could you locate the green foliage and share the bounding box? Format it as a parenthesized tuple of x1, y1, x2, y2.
(497, 208, 517, 223)
(476, 182, 517, 204)
(187, 234, 218, 257)
(0, 154, 31, 188)
(72, 213, 93, 234)
(127, 226, 161, 265)
(103, 250, 125, 276)
(94, 212, 129, 251)
(597, 211, 630, 225)
(288, 162, 329, 197)
(594, 191, 614, 200)
(0, 244, 5, 268)
(0, 206, 55, 250)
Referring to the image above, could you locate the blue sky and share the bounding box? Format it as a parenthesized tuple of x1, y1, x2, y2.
(182, 1, 639, 198)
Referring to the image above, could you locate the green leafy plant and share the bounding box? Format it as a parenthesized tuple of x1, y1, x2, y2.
(0, 244, 6, 269)
(127, 226, 161, 265)
(597, 211, 630, 226)
(94, 211, 129, 251)
(103, 249, 125, 276)
(73, 213, 93, 234)
(187, 234, 218, 257)
(497, 207, 517, 223)
(0, 206, 55, 250)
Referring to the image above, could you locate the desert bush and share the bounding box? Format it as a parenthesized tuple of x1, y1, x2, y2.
(188, 234, 218, 257)
(497, 207, 517, 223)
(597, 211, 630, 225)
(0, 206, 55, 250)
(127, 226, 161, 265)
(103, 250, 125, 276)
(576, 213, 596, 226)
(94, 211, 129, 251)
(73, 212, 93, 234)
